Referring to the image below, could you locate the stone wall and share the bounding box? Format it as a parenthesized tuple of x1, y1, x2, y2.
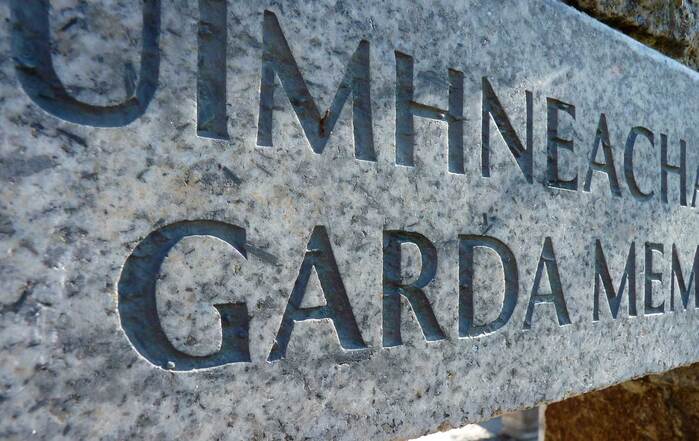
(564, 0, 699, 69)
(545, 362, 699, 440)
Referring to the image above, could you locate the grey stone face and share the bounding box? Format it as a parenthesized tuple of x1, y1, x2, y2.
(2, 0, 699, 439)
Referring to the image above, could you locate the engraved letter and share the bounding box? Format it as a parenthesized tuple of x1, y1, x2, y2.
(671, 244, 699, 311)
(268, 226, 366, 361)
(395, 52, 464, 173)
(624, 126, 655, 201)
(546, 98, 577, 190)
(593, 240, 637, 320)
(383, 230, 446, 347)
(10, 0, 160, 126)
(481, 77, 533, 183)
(583, 113, 621, 196)
(692, 166, 699, 207)
(459, 235, 518, 337)
(660, 134, 687, 205)
(644, 242, 665, 315)
(197, 0, 228, 139)
(524, 237, 571, 329)
(257, 11, 375, 160)
(117, 220, 250, 371)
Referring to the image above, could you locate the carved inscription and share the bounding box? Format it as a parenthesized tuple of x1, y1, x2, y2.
(11, 6, 699, 207)
(256, 11, 376, 160)
(118, 220, 250, 371)
(10, 0, 160, 126)
(11, 4, 699, 371)
(115, 221, 699, 370)
(268, 226, 366, 362)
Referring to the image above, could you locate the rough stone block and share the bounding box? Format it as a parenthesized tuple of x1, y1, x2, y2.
(2, 1, 699, 440)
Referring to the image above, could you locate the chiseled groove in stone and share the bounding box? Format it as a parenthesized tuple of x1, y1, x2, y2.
(1, 1, 699, 440)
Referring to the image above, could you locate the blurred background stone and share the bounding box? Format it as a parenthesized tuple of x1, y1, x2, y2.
(545, 362, 699, 440)
(564, 0, 699, 69)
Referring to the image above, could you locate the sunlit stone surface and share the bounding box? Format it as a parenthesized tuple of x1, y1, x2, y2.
(2, 1, 699, 439)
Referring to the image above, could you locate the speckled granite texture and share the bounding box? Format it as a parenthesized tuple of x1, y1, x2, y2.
(2, 1, 699, 440)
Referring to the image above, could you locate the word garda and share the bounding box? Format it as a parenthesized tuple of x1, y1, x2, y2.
(117, 220, 699, 370)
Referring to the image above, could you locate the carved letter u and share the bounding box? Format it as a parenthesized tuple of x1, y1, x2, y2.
(10, 0, 160, 126)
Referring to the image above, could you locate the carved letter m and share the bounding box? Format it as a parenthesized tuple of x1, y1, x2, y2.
(256, 10, 375, 161)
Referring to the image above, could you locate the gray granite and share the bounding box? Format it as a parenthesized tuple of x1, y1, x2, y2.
(2, 0, 699, 440)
